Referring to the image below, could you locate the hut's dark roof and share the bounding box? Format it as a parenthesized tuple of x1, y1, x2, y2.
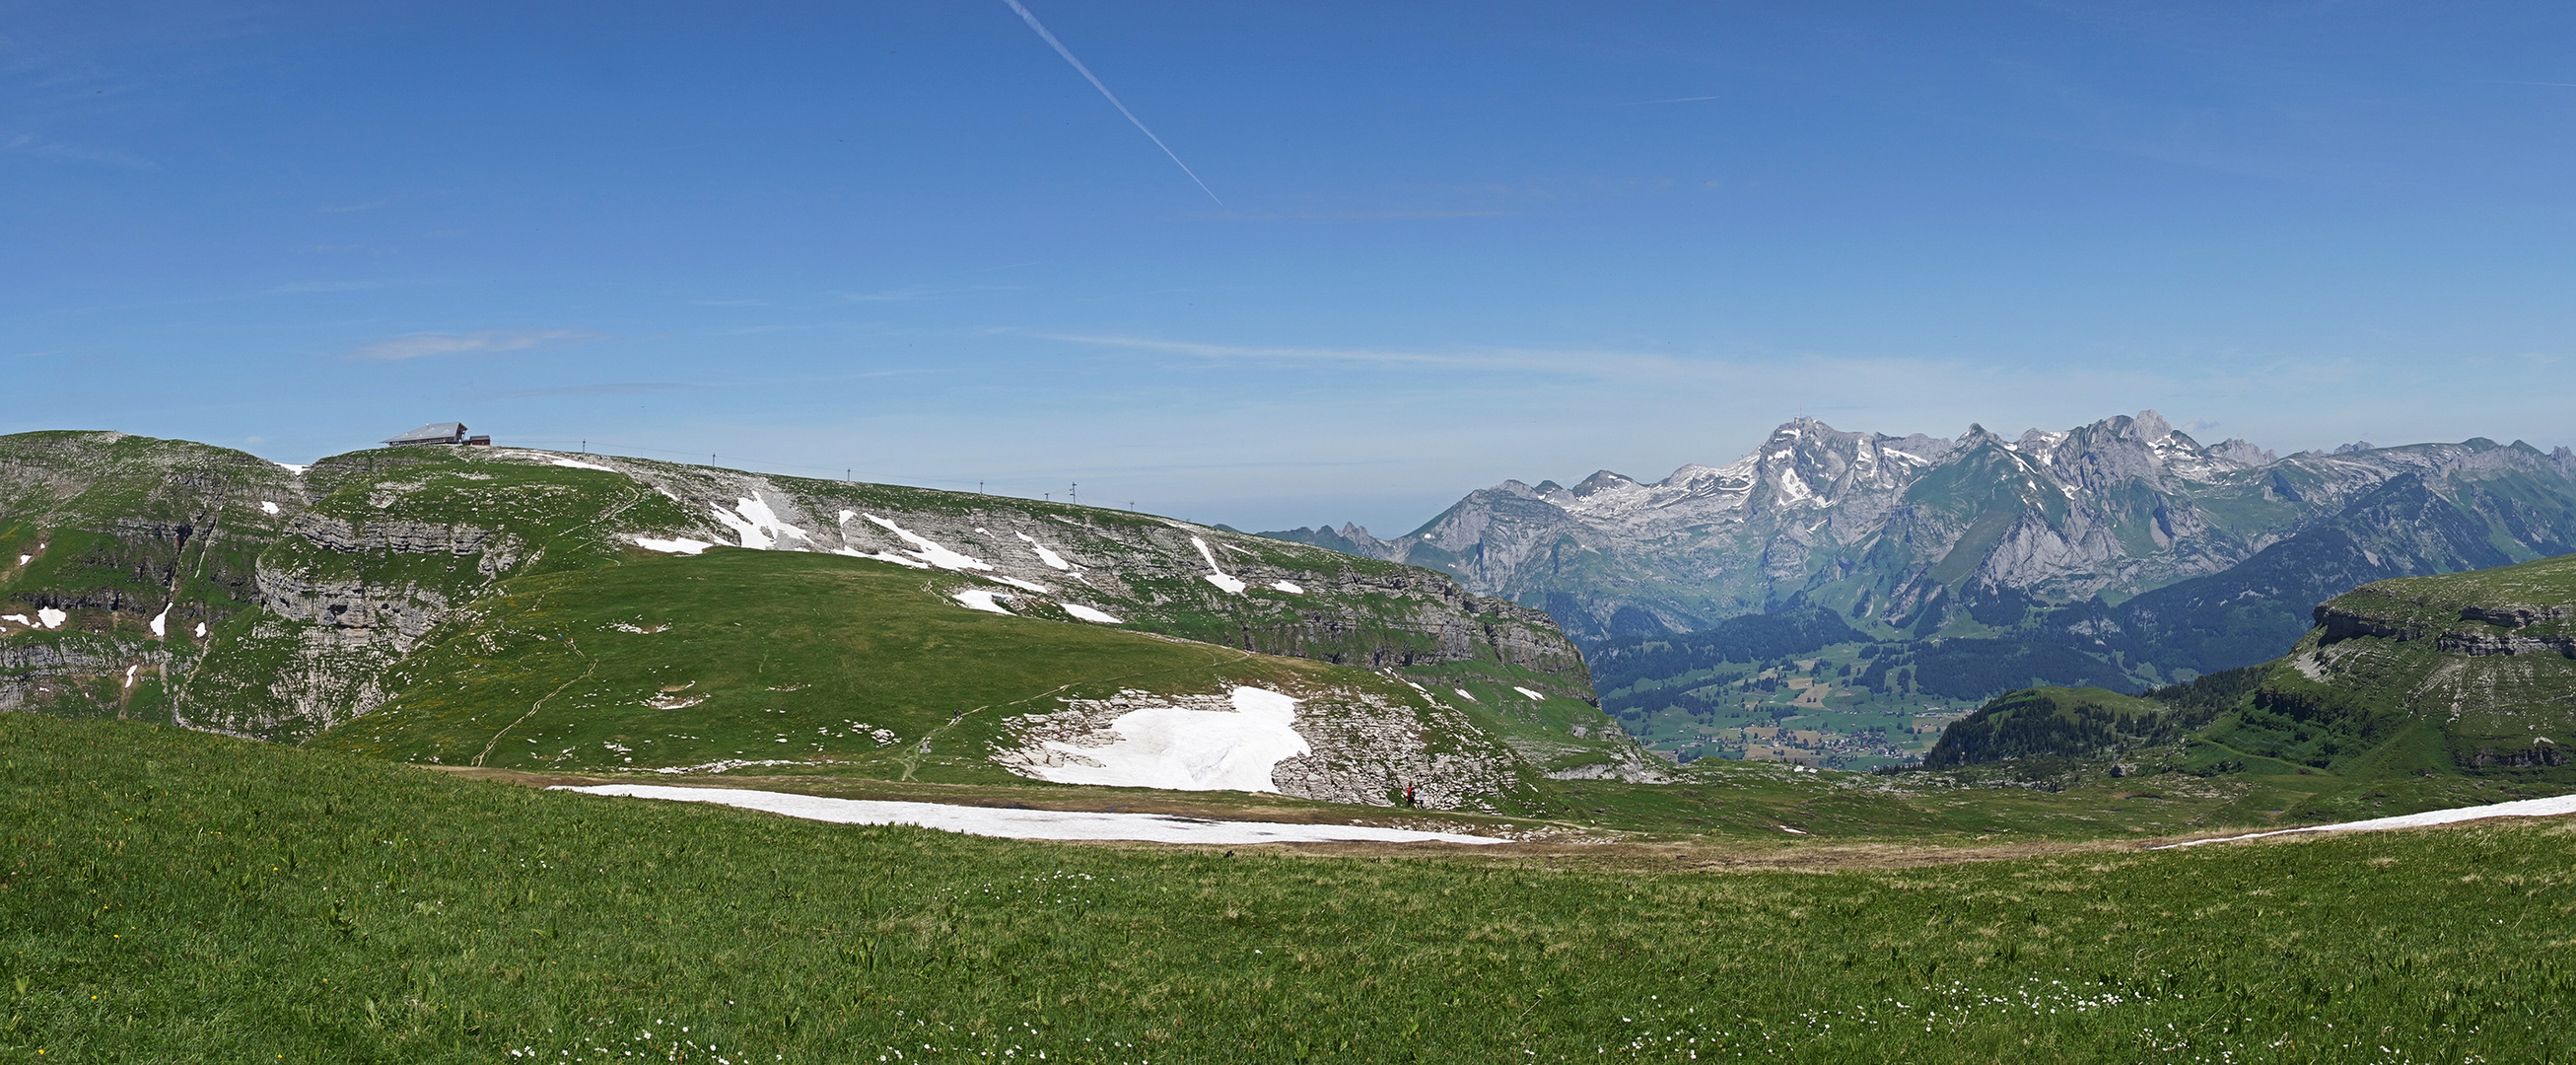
(383, 422, 467, 445)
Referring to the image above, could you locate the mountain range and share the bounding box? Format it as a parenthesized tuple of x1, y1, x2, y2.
(1265, 410, 2576, 699)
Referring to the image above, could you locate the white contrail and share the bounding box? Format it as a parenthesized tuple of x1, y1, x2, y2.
(1001, 0, 1220, 204)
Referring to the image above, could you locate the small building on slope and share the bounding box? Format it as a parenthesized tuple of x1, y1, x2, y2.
(383, 422, 492, 447)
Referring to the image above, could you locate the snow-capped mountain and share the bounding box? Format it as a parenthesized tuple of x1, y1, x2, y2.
(1268, 410, 2576, 647)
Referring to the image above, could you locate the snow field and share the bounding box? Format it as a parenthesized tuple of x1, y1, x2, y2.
(122, 665, 138, 689)
(1269, 580, 1303, 594)
(192, 621, 207, 639)
(1188, 535, 1246, 595)
(987, 575, 1051, 593)
(149, 604, 170, 638)
(831, 547, 929, 568)
(951, 589, 1012, 615)
(550, 783, 1505, 844)
(1018, 686, 1311, 793)
(1015, 532, 1072, 571)
(2158, 793, 2576, 848)
(1511, 685, 1547, 700)
(549, 457, 618, 472)
(1060, 604, 1124, 624)
(36, 608, 65, 630)
(1453, 688, 1478, 702)
(634, 536, 715, 555)
(259, 501, 279, 515)
(710, 494, 808, 550)
(861, 514, 991, 571)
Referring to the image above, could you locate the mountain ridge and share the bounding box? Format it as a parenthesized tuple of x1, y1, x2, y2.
(1266, 410, 2576, 658)
(1, 430, 1650, 808)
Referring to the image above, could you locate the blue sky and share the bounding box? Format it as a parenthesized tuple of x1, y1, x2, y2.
(8, 1, 2576, 532)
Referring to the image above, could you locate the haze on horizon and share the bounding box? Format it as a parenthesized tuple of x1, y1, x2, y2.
(8, 1, 2575, 533)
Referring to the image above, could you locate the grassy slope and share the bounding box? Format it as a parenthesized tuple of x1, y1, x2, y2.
(7, 435, 1612, 762)
(2191, 553, 2576, 796)
(306, 546, 1552, 811)
(11, 712, 2576, 1063)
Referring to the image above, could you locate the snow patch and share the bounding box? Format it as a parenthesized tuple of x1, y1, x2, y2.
(711, 493, 810, 549)
(259, 501, 280, 515)
(0, 614, 28, 627)
(550, 784, 1504, 845)
(123, 665, 138, 689)
(863, 515, 992, 571)
(36, 608, 66, 630)
(549, 457, 618, 472)
(192, 621, 207, 639)
(635, 536, 716, 555)
(1511, 686, 1546, 700)
(1269, 580, 1304, 594)
(2158, 794, 2576, 848)
(14, 555, 26, 566)
(149, 604, 170, 638)
(833, 547, 930, 569)
(951, 589, 1012, 615)
(1014, 686, 1310, 793)
(1061, 604, 1123, 624)
(1015, 532, 1072, 570)
(1189, 536, 1245, 594)
(988, 575, 1051, 593)
(1453, 687, 1478, 702)
(275, 462, 310, 474)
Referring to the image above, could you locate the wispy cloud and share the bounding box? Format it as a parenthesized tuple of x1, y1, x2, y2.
(1604, 95, 1721, 106)
(480, 382, 701, 399)
(268, 280, 403, 295)
(840, 284, 1016, 303)
(1031, 332, 1684, 377)
(345, 328, 606, 361)
(843, 285, 939, 303)
(1, 132, 153, 169)
(1205, 208, 1516, 221)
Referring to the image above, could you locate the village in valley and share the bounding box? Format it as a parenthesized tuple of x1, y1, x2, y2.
(1609, 652, 1973, 770)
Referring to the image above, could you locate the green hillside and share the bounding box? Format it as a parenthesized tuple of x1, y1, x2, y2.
(2197, 552, 2576, 785)
(1882, 554, 2576, 824)
(1919, 687, 2170, 770)
(14, 711, 2576, 1062)
(307, 545, 1562, 813)
(1, 431, 1638, 810)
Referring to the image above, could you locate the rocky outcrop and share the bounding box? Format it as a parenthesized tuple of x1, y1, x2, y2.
(288, 514, 516, 566)
(2317, 591, 2576, 658)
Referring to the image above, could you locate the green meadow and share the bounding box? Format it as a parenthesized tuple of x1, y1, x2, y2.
(10, 712, 2576, 1063)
